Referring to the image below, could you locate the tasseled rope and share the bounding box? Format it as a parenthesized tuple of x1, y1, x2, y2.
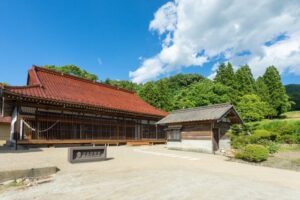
(23, 119, 60, 133)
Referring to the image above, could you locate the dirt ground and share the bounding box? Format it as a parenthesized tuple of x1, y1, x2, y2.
(1, 145, 300, 200)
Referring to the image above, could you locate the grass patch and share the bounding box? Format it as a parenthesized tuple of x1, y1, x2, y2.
(279, 144, 300, 152)
(282, 111, 300, 119)
(291, 158, 300, 166)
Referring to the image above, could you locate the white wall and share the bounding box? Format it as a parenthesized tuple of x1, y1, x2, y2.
(167, 140, 213, 153)
(219, 138, 231, 151)
(0, 123, 10, 145)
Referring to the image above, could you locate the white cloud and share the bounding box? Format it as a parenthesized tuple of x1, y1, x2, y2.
(248, 31, 300, 76)
(130, 0, 300, 83)
(97, 57, 103, 66)
(149, 2, 177, 35)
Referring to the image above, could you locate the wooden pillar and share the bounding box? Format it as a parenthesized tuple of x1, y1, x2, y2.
(35, 107, 39, 139)
(124, 117, 127, 139)
(15, 106, 20, 150)
(156, 124, 158, 139)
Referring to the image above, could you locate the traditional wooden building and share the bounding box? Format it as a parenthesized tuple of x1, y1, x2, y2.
(157, 104, 243, 153)
(0, 66, 167, 147)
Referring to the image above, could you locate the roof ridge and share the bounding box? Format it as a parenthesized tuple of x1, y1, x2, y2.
(4, 84, 42, 89)
(5, 89, 166, 117)
(31, 65, 43, 87)
(33, 65, 135, 94)
(171, 103, 232, 114)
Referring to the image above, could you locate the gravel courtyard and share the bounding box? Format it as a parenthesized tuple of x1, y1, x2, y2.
(1, 145, 300, 200)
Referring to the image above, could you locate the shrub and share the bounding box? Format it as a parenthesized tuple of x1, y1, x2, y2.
(256, 120, 300, 137)
(231, 135, 251, 149)
(266, 142, 280, 154)
(278, 134, 298, 144)
(235, 144, 269, 162)
(249, 129, 278, 143)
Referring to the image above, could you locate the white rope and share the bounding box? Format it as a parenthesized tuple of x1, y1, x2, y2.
(23, 119, 60, 133)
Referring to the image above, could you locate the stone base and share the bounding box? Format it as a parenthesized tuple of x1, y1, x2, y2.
(167, 140, 213, 153)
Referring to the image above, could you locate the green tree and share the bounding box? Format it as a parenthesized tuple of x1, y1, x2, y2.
(173, 80, 231, 109)
(44, 65, 98, 81)
(235, 65, 255, 97)
(0, 82, 9, 86)
(104, 79, 140, 92)
(165, 73, 204, 96)
(255, 76, 270, 103)
(138, 82, 160, 109)
(214, 63, 238, 104)
(263, 66, 291, 116)
(285, 84, 300, 110)
(155, 79, 172, 111)
(237, 94, 270, 122)
(214, 62, 236, 88)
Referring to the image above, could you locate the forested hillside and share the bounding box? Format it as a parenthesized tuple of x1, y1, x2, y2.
(45, 64, 292, 122)
(285, 84, 300, 110)
(105, 64, 291, 122)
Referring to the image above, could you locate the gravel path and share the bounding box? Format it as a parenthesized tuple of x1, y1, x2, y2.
(1, 145, 300, 200)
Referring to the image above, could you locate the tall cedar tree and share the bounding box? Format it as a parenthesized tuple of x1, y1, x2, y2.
(214, 63, 235, 87)
(235, 65, 255, 97)
(255, 76, 270, 103)
(263, 66, 291, 116)
(214, 63, 238, 104)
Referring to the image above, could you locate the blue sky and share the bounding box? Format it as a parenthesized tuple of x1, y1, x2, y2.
(0, 0, 299, 85)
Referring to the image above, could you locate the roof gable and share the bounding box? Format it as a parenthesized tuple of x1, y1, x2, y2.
(157, 104, 242, 124)
(4, 66, 167, 117)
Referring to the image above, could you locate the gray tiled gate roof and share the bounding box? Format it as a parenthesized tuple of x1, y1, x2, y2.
(157, 103, 237, 124)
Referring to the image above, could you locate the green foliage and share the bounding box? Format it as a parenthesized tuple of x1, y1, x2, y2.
(166, 73, 205, 94)
(229, 128, 277, 150)
(104, 79, 140, 92)
(235, 65, 255, 97)
(173, 80, 231, 109)
(285, 84, 300, 110)
(266, 142, 280, 154)
(263, 66, 291, 116)
(230, 120, 300, 152)
(137, 80, 173, 111)
(254, 120, 300, 136)
(249, 129, 277, 143)
(279, 144, 300, 152)
(44, 65, 98, 81)
(255, 76, 276, 118)
(291, 158, 300, 166)
(155, 79, 173, 111)
(283, 111, 300, 119)
(236, 144, 269, 162)
(42, 63, 292, 120)
(237, 94, 269, 122)
(0, 82, 9, 86)
(138, 82, 160, 108)
(214, 62, 236, 88)
(214, 63, 238, 104)
(277, 134, 299, 144)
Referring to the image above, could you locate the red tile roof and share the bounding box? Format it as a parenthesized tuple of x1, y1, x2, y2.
(4, 66, 168, 117)
(0, 116, 11, 124)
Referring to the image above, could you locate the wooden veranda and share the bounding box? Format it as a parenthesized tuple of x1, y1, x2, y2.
(17, 139, 166, 146)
